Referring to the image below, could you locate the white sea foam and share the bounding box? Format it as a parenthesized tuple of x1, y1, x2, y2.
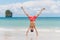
(0, 27, 60, 32)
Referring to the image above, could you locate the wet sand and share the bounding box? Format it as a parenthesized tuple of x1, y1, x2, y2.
(0, 28, 60, 40)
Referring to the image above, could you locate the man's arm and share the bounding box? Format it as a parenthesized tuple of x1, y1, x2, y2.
(34, 27, 38, 36)
(35, 8, 45, 17)
(26, 28, 30, 36)
(21, 6, 30, 17)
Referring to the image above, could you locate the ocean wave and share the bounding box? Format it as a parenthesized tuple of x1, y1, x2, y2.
(0, 28, 60, 32)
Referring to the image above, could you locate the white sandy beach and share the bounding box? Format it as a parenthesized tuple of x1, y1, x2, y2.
(0, 28, 60, 40)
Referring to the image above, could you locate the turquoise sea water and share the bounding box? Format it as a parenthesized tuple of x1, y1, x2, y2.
(0, 17, 60, 29)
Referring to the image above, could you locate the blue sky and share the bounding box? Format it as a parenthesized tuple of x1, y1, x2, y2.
(0, 0, 60, 17)
(0, 0, 27, 4)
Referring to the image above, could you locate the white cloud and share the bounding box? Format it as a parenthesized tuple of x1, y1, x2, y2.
(22, 1, 60, 14)
(0, 3, 23, 17)
(0, 0, 60, 17)
(0, 3, 22, 9)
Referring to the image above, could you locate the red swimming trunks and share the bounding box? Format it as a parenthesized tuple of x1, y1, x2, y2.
(28, 16, 37, 21)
